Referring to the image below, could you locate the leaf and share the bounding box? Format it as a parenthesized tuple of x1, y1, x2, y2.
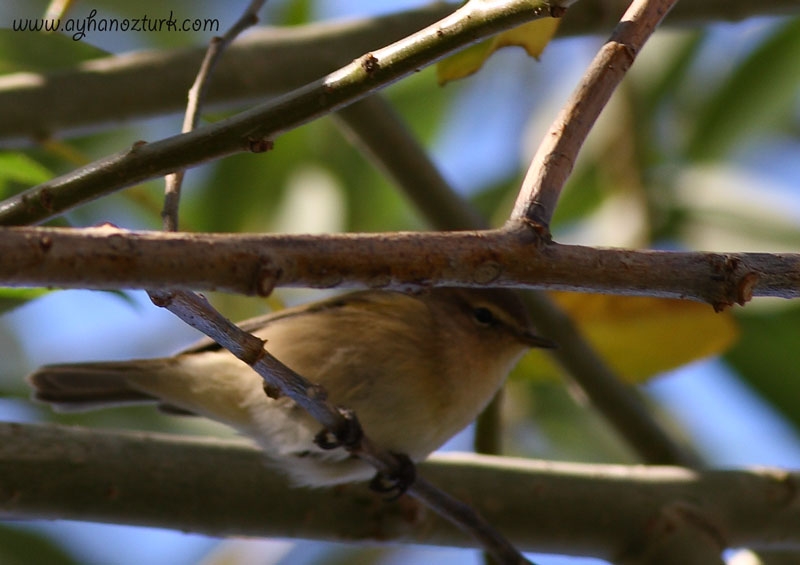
(0, 153, 52, 192)
(517, 293, 739, 384)
(279, 0, 313, 26)
(0, 29, 107, 74)
(687, 19, 800, 161)
(725, 305, 800, 430)
(0, 524, 80, 565)
(0, 288, 50, 314)
(437, 17, 560, 85)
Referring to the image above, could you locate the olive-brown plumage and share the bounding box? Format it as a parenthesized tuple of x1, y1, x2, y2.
(28, 288, 551, 486)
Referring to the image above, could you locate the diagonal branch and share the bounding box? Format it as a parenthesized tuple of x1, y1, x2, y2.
(501, 0, 701, 469)
(150, 4, 534, 562)
(149, 287, 533, 565)
(0, 0, 568, 226)
(1, 1, 797, 143)
(509, 0, 679, 229)
(331, 93, 699, 467)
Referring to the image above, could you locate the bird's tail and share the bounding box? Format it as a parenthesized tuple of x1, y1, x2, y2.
(27, 359, 175, 412)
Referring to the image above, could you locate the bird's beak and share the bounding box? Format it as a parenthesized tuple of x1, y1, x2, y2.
(517, 330, 557, 349)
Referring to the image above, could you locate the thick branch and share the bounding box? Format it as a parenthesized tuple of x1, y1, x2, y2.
(0, 0, 565, 226)
(0, 1, 797, 143)
(0, 224, 793, 308)
(2, 423, 798, 559)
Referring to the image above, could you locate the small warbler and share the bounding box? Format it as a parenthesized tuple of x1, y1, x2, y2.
(28, 288, 552, 486)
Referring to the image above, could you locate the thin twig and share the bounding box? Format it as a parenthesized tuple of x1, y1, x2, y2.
(503, 0, 697, 467)
(162, 0, 266, 231)
(0, 0, 566, 226)
(508, 0, 680, 229)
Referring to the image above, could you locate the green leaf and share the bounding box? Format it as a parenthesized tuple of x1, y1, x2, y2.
(0, 288, 49, 314)
(687, 19, 800, 161)
(550, 161, 606, 228)
(0, 153, 53, 197)
(725, 304, 800, 430)
(0, 524, 79, 565)
(278, 0, 314, 26)
(0, 29, 107, 74)
(638, 32, 704, 113)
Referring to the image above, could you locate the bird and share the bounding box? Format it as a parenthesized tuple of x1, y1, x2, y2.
(28, 288, 553, 487)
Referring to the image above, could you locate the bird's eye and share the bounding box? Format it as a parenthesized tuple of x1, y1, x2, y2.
(472, 306, 496, 326)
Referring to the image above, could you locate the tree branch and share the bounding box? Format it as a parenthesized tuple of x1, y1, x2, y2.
(2, 423, 798, 559)
(147, 4, 534, 561)
(0, 1, 797, 143)
(0, 4, 454, 143)
(0, 224, 791, 308)
(509, 0, 678, 229)
(146, 288, 533, 565)
(0, 0, 567, 226)
(502, 0, 707, 475)
(330, 10, 700, 469)
(161, 0, 267, 231)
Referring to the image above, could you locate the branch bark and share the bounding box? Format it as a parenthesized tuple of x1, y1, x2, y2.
(1, 1, 797, 143)
(510, 0, 677, 228)
(0, 224, 793, 308)
(332, 94, 701, 468)
(2, 423, 798, 560)
(144, 3, 535, 561)
(0, 0, 565, 226)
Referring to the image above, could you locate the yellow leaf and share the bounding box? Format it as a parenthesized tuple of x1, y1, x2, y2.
(516, 293, 740, 384)
(437, 18, 561, 85)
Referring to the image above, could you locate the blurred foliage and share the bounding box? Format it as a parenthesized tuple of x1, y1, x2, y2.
(0, 28, 107, 72)
(0, 152, 52, 198)
(0, 524, 79, 565)
(687, 18, 800, 162)
(1, 1, 800, 564)
(0, 288, 50, 314)
(726, 304, 800, 430)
